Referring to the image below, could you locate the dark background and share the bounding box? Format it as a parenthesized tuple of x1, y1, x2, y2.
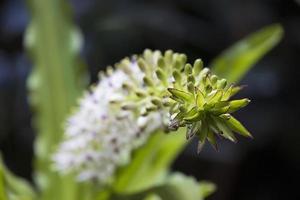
(0, 0, 300, 199)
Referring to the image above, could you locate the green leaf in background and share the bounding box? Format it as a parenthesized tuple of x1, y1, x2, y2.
(143, 193, 162, 200)
(113, 129, 187, 194)
(210, 24, 283, 83)
(24, 0, 88, 199)
(0, 160, 7, 200)
(112, 172, 215, 200)
(153, 173, 216, 200)
(0, 156, 36, 200)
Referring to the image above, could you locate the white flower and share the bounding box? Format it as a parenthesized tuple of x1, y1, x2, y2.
(53, 61, 162, 183)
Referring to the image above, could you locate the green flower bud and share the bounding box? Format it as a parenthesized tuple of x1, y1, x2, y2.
(184, 64, 193, 75)
(115, 49, 252, 153)
(143, 76, 155, 87)
(155, 69, 167, 85)
(193, 59, 203, 76)
(157, 57, 166, 69)
(172, 70, 182, 84)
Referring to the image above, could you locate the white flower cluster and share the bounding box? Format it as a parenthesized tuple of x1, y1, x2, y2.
(53, 61, 161, 182)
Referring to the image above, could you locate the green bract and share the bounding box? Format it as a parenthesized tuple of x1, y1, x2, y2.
(116, 49, 252, 153)
(168, 75, 252, 152)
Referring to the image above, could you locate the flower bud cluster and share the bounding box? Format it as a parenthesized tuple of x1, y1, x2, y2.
(117, 49, 252, 152)
(53, 49, 251, 182)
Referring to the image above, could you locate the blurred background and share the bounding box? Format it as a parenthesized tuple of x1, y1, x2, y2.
(0, 0, 299, 199)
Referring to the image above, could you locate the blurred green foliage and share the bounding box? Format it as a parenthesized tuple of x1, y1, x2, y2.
(24, 0, 87, 199)
(211, 24, 283, 83)
(0, 156, 36, 200)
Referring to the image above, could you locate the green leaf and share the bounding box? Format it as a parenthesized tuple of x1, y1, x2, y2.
(0, 161, 7, 200)
(113, 129, 187, 194)
(211, 24, 283, 83)
(111, 173, 215, 200)
(143, 193, 162, 200)
(0, 156, 36, 200)
(151, 173, 216, 200)
(25, 0, 88, 199)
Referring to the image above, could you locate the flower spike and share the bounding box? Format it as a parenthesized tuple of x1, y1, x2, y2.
(53, 49, 252, 183)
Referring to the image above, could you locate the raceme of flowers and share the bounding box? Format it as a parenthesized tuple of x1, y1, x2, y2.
(53, 49, 251, 183)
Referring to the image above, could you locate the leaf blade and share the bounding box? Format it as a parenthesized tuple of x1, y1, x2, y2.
(211, 24, 283, 83)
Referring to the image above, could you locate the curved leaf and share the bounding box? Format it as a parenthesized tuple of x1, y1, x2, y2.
(210, 24, 283, 83)
(113, 129, 187, 194)
(25, 0, 88, 199)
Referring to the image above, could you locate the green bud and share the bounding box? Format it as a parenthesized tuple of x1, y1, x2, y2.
(174, 60, 182, 71)
(143, 76, 155, 87)
(122, 82, 134, 91)
(151, 97, 162, 107)
(106, 66, 114, 75)
(187, 74, 195, 84)
(206, 90, 223, 104)
(184, 64, 193, 75)
(187, 82, 195, 93)
(121, 102, 136, 110)
(212, 117, 236, 142)
(143, 49, 153, 63)
(135, 90, 147, 98)
(222, 85, 233, 101)
(164, 50, 173, 64)
(221, 115, 253, 138)
(179, 54, 187, 65)
(219, 113, 231, 120)
(162, 99, 172, 107)
(228, 98, 250, 113)
(193, 59, 203, 76)
(146, 105, 157, 112)
(184, 108, 204, 122)
(172, 70, 182, 84)
(140, 107, 148, 116)
(155, 69, 167, 85)
(157, 57, 166, 69)
(217, 79, 227, 89)
(179, 105, 187, 112)
(210, 75, 218, 85)
(168, 88, 193, 103)
(195, 89, 205, 107)
(199, 68, 210, 78)
(137, 59, 147, 73)
(231, 85, 246, 96)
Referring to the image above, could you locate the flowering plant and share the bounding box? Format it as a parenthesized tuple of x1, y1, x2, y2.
(53, 49, 253, 184)
(0, 0, 283, 200)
